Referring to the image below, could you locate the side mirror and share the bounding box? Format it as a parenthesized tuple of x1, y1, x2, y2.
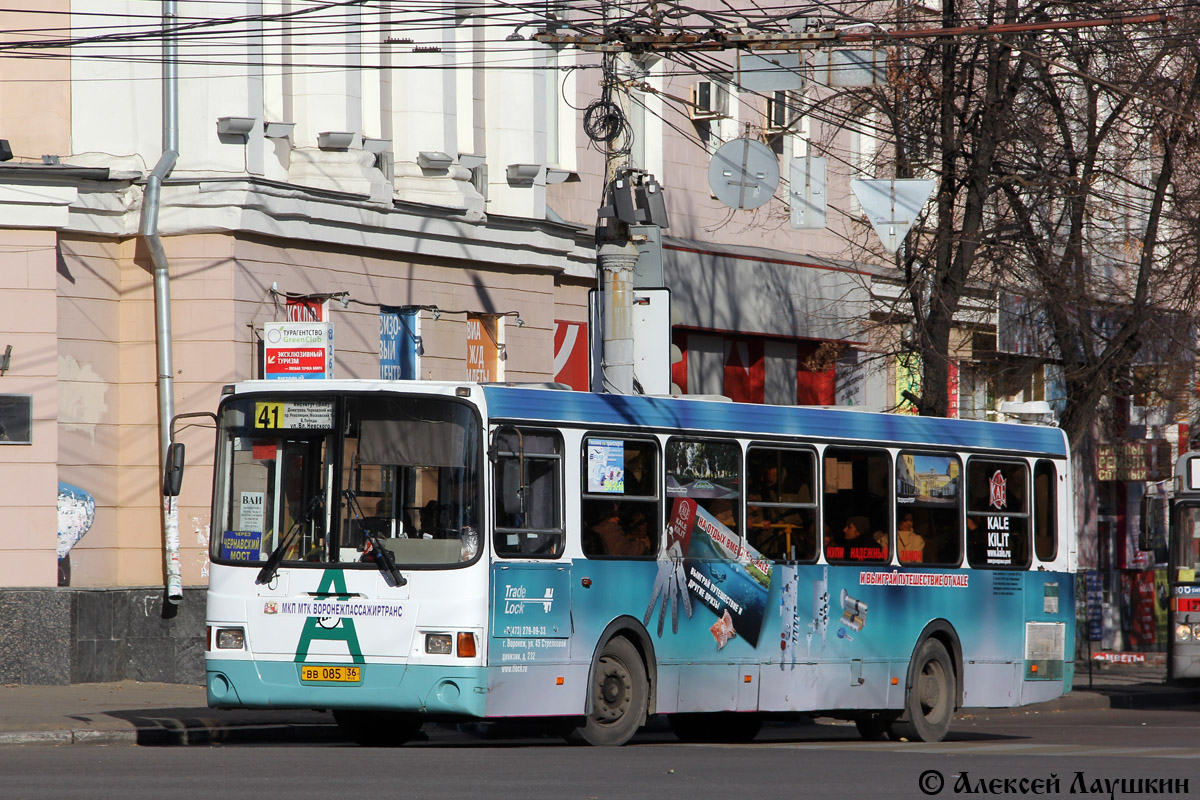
(163, 442, 186, 497)
(1140, 493, 1163, 553)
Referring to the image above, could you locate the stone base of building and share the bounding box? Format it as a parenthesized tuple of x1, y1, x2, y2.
(0, 587, 205, 686)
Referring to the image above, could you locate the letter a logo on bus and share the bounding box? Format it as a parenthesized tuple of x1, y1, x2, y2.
(989, 470, 1007, 510)
(294, 570, 365, 664)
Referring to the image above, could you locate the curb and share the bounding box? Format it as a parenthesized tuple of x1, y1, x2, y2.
(0, 723, 344, 747)
(2, 686, 1196, 747)
(1038, 687, 1200, 712)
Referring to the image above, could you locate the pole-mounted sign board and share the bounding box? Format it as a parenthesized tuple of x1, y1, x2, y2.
(263, 322, 334, 379)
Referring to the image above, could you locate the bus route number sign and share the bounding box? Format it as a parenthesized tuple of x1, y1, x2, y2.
(254, 401, 334, 430)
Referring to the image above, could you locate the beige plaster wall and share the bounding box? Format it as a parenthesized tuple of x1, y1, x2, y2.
(0, 229, 60, 586)
(56, 230, 565, 588)
(0, 3, 70, 163)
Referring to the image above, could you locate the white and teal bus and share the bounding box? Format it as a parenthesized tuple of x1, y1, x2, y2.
(188, 380, 1076, 746)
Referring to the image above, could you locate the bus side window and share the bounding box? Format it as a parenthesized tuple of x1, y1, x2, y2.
(746, 446, 817, 563)
(493, 428, 564, 558)
(895, 451, 962, 566)
(966, 459, 1030, 569)
(581, 438, 660, 559)
(822, 447, 891, 564)
(1034, 460, 1057, 562)
(665, 438, 741, 535)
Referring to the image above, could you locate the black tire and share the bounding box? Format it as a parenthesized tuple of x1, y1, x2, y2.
(854, 713, 895, 741)
(889, 638, 956, 742)
(669, 712, 763, 743)
(571, 637, 648, 746)
(332, 709, 424, 747)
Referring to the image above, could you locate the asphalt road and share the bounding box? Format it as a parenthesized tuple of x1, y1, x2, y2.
(1, 705, 1196, 800)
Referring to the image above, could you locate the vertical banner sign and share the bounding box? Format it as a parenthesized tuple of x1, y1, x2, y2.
(1132, 570, 1157, 645)
(946, 360, 960, 418)
(895, 352, 921, 414)
(466, 315, 498, 382)
(380, 307, 419, 380)
(1086, 570, 1103, 641)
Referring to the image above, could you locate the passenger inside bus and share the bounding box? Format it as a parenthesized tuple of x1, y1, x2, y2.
(897, 512, 926, 562)
(747, 460, 813, 561)
(831, 516, 887, 561)
(582, 500, 654, 557)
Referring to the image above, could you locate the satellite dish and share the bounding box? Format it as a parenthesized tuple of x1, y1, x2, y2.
(708, 138, 780, 210)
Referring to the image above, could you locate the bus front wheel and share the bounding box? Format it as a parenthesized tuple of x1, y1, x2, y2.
(571, 636, 648, 746)
(890, 638, 955, 743)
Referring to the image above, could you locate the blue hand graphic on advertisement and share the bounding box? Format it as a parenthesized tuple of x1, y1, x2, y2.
(644, 540, 692, 636)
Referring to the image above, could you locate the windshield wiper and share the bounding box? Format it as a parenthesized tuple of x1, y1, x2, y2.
(344, 489, 406, 586)
(256, 494, 323, 585)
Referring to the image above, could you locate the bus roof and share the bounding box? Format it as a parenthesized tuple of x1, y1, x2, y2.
(481, 385, 1070, 457)
(222, 380, 1069, 457)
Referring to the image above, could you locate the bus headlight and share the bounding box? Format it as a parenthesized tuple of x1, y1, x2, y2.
(1193, 624, 1200, 641)
(215, 627, 246, 649)
(1176, 623, 1193, 642)
(425, 633, 453, 654)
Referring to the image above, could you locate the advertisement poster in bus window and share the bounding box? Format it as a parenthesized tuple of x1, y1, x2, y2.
(968, 462, 1027, 567)
(587, 440, 625, 493)
(665, 497, 772, 648)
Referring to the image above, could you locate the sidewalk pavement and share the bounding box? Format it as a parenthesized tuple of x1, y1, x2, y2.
(0, 658, 1196, 747)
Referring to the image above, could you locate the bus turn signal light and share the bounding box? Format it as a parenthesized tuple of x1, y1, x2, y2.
(457, 632, 477, 658)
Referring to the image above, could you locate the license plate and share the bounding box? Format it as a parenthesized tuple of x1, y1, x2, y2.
(300, 664, 362, 683)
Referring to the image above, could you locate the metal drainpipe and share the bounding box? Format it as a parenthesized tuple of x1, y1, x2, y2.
(140, 0, 182, 604)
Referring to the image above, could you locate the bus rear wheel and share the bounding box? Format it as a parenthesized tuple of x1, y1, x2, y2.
(890, 638, 955, 743)
(333, 709, 424, 747)
(571, 637, 648, 746)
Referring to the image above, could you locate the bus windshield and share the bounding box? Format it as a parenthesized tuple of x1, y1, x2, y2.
(210, 393, 481, 570)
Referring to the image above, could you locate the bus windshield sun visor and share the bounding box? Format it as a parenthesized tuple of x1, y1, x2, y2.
(359, 419, 467, 467)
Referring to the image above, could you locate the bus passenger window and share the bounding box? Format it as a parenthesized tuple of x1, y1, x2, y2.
(747, 447, 817, 563)
(896, 452, 962, 566)
(966, 459, 1030, 569)
(822, 448, 890, 564)
(665, 438, 741, 535)
(493, 428, 564, 558)
(1034, 460, 1057, 562)
(581, 438, 660, 559)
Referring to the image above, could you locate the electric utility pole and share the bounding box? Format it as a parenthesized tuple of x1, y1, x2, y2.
(596, 49, 639, 395)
